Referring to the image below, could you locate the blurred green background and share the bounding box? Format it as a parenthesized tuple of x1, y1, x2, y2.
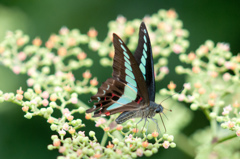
(0, 0, 240, 159)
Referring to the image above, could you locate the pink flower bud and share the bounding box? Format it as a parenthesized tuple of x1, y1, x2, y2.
(88, 28, 98, 37)
(27, 68, 36, 76)
(136, 148, 143, 157)
(13, 66, 21, 74)
(18, 52, 27, 61)
(236, 130, 240, 137)
(42, 99, 49, 106)
(77, 52, 87, 60)
(227, 121, 235, 128)
(63, 123, 69, 130)
(16, 94, 23, 100)
(17, 88, 24, 95)
(71, 97, 78, 104)
(27, 78, 34, 87)
(160, 66, 169, 74)
(63, 108, 70, 115)
(163, 141, 170, 149)
(78, 131, 85, 137)
(53, 139, 61, 147)
(32, 37, 42, 46)
(223, 73, 231, 81)
(47, 117, 54, 123)
(178, 94, 185, 101)
(41, 91, 49, 99)
(59, 146, 66, 153)
(183, 83, 191, 90)
(22, 106, 29, 112)
(58, 129, 66, 136)
(69, 127, 76, 134)
(217, 43, 229, 51)
(173, 44, 183, 54)
(4, 93, 10, 100)
(59, 27, 69, 35)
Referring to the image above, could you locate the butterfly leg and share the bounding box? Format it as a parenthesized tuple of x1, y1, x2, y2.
(141, 118, 149, 133)
(135, 117, 144, 134)
(151, 118, 161, 134)
(145, 119, 151, 135)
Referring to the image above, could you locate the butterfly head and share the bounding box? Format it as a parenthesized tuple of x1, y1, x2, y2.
(155, 104, 164, 113)
(149, 101, 166, 115)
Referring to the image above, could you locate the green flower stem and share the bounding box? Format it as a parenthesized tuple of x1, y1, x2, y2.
(9, 99, 22, 106)
(77, 100, 89, 109)
(101, 131, 108, 146)
(213, 134, 237, 145)
(100, 116, 122, 146)
(211, 103, 220, 137)
(174, 133, 195, 158)
(112, 131, 124, 140)
(210, 119, 217, 138)
(202, 108, 211, 120)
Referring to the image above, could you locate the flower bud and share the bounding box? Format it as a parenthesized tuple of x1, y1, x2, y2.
(170, 142, 176, 148)
(131, 153, 137, 158)
(78, 107, 85, 113)
(163, 141, 170, 149)
(163, 134, 168, 139)
(82, 137, 89, 143)
(112, 138, 119, 144)
(190, 103, 198, 111)
(147, 134, 153, 140)
(47, 145, 54, 150)
(175, 65, 184, 74)
(144, 150, 152, 157)
(50, 124, 58, 131)
(47, 107, 53, 114)
(167, 135, 174, 142)
(221, 123, 228, 129)
(210, 112, 217, 118)
(152, 147, 158, 154)
(49, 102, 57, 108)
(118, 142, 125, 147)
(24, 113, 32, 119)
(89, 131, 95, 137)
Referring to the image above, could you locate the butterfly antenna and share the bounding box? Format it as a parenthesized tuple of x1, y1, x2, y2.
(159, 113, 166, 133)
(162, 112, 169, 120)
(160, 86, 185, 105)
(164, 108, 172, 112)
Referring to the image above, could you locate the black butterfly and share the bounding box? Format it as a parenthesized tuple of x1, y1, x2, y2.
(87, 22, 165, 131)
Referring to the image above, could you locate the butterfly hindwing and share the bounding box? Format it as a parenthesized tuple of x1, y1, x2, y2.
(134, 22, 155, 101)
(87, 33, 149, 117)
(87, 78, 142, 117)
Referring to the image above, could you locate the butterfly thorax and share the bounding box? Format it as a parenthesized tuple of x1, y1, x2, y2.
(115, 101, 163, 124)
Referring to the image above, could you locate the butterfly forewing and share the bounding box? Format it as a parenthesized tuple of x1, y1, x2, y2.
(134, 22, 156, 101)
(112, 33, 149, 104)
(87, 33, 150, 117)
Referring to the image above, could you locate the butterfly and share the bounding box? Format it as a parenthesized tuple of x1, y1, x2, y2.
(87, 22, 166, 132)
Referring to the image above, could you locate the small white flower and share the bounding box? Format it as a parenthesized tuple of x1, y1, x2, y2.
(58, 129, 66, 136)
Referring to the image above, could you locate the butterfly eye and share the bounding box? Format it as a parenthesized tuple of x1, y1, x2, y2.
(155, 107, 161, 113)
(155, 106, 163, 113)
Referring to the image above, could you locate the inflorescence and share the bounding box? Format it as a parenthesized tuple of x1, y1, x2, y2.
(0, 9, 239, 159)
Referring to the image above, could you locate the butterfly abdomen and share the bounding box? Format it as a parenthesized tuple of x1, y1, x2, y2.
(115, 108, 149, 124)
(115, 101, 162, 124)
(115, 111, 138, 124)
